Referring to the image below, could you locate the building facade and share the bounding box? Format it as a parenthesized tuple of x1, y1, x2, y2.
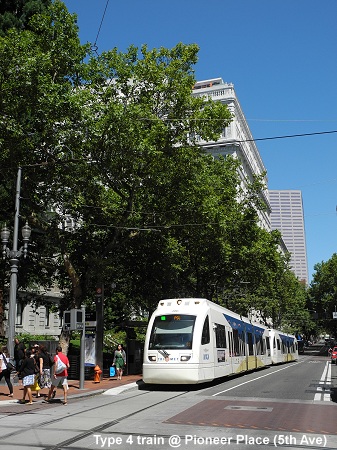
(2, 286, 63, 340)
(192, 78, 271, 231)
(269, 190, 309, 285)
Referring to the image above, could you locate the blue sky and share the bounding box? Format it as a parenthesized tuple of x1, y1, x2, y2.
(63, 0, 337, 282)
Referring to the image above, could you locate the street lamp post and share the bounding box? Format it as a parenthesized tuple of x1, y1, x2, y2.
(1, 167, 31, 359)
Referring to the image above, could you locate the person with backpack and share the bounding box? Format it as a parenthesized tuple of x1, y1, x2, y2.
(46, 346, 70, 405)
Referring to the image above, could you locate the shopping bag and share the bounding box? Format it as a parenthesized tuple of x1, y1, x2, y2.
(55, 355, 67, 374)
(31, 375, 41, 392)
(109, 366, 115, 377)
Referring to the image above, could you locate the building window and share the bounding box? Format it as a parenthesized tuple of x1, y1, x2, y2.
(45, 306, 50, 327)
(16, 302, 23, 326)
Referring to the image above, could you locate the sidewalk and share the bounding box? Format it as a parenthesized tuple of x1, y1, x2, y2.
(0, 373, 143, 404)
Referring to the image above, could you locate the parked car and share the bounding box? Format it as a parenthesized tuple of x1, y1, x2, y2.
(330, 346, 337, 364)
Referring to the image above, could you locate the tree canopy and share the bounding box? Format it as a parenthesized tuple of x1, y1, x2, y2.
(308, 254, 337, 338)
(0, 1, 308, 336)
(0, 0, 52, 36)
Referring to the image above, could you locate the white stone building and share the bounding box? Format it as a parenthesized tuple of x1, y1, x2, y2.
(192, 78, 271, 231)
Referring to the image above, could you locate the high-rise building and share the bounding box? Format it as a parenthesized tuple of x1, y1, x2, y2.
(192, 78, 271, 231)
(192, 78, 309, 284)
(269, 190, 309, 285)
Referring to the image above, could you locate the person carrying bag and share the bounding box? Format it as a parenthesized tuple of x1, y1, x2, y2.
(0, 346, 14, 397)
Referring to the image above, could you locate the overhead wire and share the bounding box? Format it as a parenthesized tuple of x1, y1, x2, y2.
(237, 129, 337, 143)
(91, 0, 110, 54)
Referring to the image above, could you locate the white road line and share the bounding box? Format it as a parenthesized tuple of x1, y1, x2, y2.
(315, 361, 331, 402)
(212, 361, 304, 396)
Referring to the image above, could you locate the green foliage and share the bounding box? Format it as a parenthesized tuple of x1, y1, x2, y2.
(0, 0, 309, 340)
(0, 0, 52, 36)
(12, 332, 57, 349)
(308, 254, 337, 337)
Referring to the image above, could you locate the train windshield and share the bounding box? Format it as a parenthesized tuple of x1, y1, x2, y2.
(149, 314, 196, 350)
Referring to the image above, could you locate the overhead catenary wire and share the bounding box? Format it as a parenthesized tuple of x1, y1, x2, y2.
(91, 0, 110, 54)
(237, 130, 337, 143)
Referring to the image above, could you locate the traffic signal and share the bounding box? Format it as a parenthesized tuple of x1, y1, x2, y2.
(96, 284, 104, 305)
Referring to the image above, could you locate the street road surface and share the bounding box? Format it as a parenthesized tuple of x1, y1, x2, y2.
(0, 354, 336, 450)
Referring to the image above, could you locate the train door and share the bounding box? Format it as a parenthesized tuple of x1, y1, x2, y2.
(246, 331, 257, 370)
(213, 322, 229, 378)
(265, 336, 271, 362)
(200, 315, 213, 380)
(227, 330, 234, 374)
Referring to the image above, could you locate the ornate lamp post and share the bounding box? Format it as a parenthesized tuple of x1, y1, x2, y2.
(1, 167, 31, 358)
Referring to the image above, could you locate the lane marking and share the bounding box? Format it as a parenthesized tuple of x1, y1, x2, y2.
(315, 361, 332, 402)
(212, 361, 304, 396)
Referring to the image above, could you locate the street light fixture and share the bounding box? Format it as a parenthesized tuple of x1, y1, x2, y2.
(1, 166, 31, 359)
(1, 221, 31, 359)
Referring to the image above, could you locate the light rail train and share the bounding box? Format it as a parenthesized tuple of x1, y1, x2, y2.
(143, 298, 298, 384)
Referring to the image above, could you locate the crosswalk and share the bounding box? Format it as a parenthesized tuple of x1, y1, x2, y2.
(314, 361, 331, 402)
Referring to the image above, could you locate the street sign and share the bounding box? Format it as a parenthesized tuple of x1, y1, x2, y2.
(63, 309, 84, 331)
(333, 312, 337, 319)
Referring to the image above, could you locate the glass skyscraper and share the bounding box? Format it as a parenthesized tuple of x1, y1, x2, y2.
(269, 190, 309, 285)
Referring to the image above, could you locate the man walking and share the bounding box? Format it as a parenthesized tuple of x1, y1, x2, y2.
(46, 346, 70, 405)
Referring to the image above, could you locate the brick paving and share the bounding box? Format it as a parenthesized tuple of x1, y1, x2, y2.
(165, 399, 337, 435)
(0, 373, 142, 405)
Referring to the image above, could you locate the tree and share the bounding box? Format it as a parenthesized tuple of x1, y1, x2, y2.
(0, 4, 233, 330)
(309, 254, 337, 337)
(0, 0, 308, 341)
(53, 42, 232, 311)
(0, 1, 89, 335)
(0, 0, 52, 36)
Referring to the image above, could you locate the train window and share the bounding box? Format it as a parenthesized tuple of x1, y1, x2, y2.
(215, 323, 227, 348)
(148, 314, 195, 350)
(233, 329, 240, 356)
(247, 332, 254, 356)
(201, 315, 210, 345)
(255, 334, 265, 355)
(239, 331, 246, 356)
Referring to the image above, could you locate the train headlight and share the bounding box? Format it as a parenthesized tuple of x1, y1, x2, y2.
(180, 355, 191, 362)
(148, 355, 157, 362)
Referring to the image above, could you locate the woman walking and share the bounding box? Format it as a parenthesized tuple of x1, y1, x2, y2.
(112, 344, 126, 380)
(38, 344, 52, 395)
(0, 346, 14, 397)
(18, 350, 36, 404)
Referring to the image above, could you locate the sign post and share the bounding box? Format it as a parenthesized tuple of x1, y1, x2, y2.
(95, 284, 104, 371)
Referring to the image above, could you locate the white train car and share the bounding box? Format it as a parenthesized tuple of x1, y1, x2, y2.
(269, 329, 298, 364)
(143, 298, 297, 384)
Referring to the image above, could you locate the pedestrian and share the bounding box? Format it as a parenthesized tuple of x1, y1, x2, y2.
(30, 344, 41, 398)
(46, 346, 70, 405)
(0, 345, 14, 397)
(14, 337, 25, 373)
(112, 344, 126, 380)
(18, 350, 36, 404)
(37, 344, 53, 395)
